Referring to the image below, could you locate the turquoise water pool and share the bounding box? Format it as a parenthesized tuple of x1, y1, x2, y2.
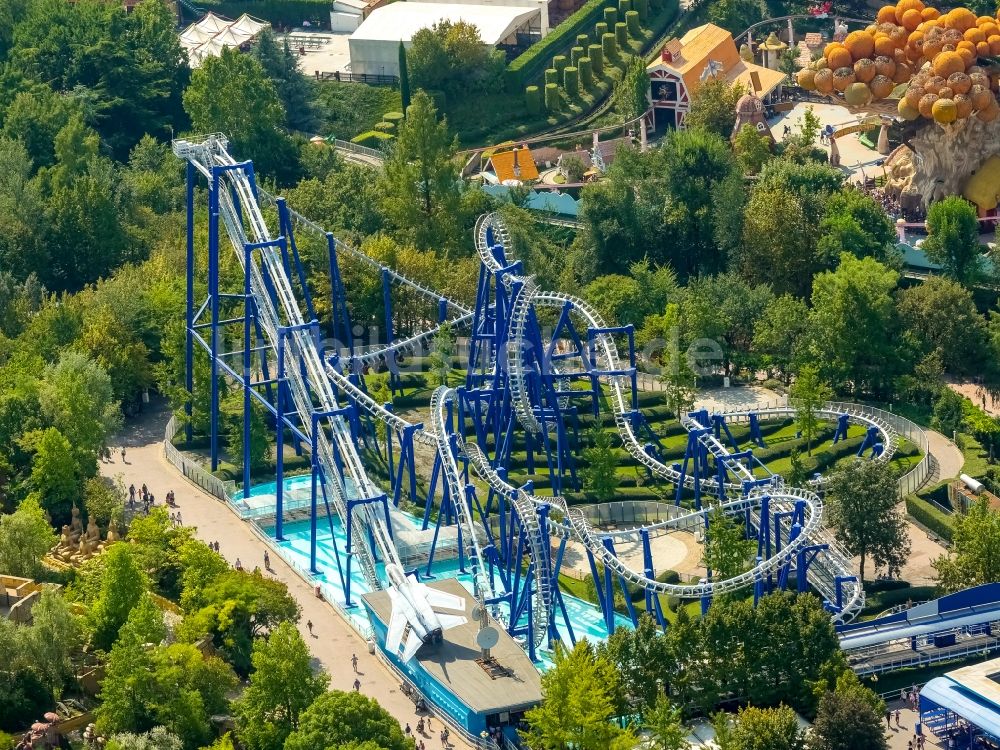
(241, 476, 632, 670)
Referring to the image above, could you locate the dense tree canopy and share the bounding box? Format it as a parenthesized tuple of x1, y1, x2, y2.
(283, 691, 413, 750)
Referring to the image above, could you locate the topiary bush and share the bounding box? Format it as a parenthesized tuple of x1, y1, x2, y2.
(577, 33, 591, 47)
(588, 44, 604, 75)
(374, 121, 396, 133)
(615, 21, 628, 46)
(634, 0, 648, 19)
(602, 31, 618, 59)
(619, 0, 632, 13)
(595, 21, 609, 38)
(545, 67, 559, 85)
(525, 85, 542, 114)
(383, 111, 404, 124)
(626, 10, 640, 36)
(603, 7, 617, 26)
(351, 130, 395, 148)
(571, 45, 585, 65)
(545, 82, 561, 111)
(564, 65, 579, 94)
(579, 57, 594, 88)
(553, 54, 568, 72)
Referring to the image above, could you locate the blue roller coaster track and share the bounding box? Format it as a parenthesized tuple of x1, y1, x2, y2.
(173, 134, 904, 660)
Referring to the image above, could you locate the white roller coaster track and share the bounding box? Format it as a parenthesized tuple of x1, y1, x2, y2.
(475, 212, 865, 620)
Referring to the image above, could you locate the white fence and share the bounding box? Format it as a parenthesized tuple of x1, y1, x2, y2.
(162, 415, 234, 502)
(823, 401, 932, 498)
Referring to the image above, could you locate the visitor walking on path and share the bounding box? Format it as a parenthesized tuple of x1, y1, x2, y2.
(307, 620, 313, 636)
(121, 447, 127, 463)
(352, 653, 358, 672)
(353, 678, 361, 691)
(235, 558, 243, 571)
(264, 550, 270, 570)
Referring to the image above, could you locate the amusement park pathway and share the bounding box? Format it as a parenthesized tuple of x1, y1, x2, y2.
(101, 401, 473, 750)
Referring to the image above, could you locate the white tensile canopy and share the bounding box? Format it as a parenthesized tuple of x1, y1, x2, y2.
(179, 12, 269, 68)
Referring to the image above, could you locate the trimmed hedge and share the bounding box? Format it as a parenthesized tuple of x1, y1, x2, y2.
(906, 495, 955, 543)
(350, 130, 394, 147)
(615, 21, 628, 46)
(564, 65, 579, 93)
(595, 21, 609, 38)
(204, 0, 327, 27)
(634, 0, 648, 19)
(619, 0, 632, 13)
(525, 85, 542, 114)
(504, 0, 618, 91)
(545, 67, 559, 85)
(603, 31, 618, 59)
(553, 54, 569, 71)
(571, 45, 585, 65)
(604, 6, 618, 25)
(577, 33, 591, 47)
(579, 56, 594, 88)
(544, 82, 561, 111)
(374, 121, 395, 133)
(588, 44, 604, 75)
(383, 111, 404, 122)
(626, 10, 641, 35)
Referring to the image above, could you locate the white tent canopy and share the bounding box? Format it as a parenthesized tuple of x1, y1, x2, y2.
(179, 12, 269, 67)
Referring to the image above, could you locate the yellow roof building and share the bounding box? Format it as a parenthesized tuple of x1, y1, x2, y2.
(646, 23, 786, 130)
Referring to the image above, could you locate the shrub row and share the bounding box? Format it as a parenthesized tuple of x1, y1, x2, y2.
(905, 494, 955, 543)
(350, 130, 395, 148)
(203, 0, 329, 28)
(505, 0, 617, 91)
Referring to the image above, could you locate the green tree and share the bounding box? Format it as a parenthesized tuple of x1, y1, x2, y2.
(723, 705, 807, 750)
(381, 91, 460, 252)
(178, 569, 300, 675)
(598, 615, 669, 717)
(790, 365, 831, 456)
(523, 641, 635, 750)
(684, 78, 743, 137)
(20, 427, 80, 522)
(407, 20, 505, 96)
(234, 622, 329, 750)
(84, 475, 126, 530)
(398, 42, 411, 114)
(825, 459, 909, 583)
(701, 507, 754, 581)
(252, 29, 319, 132)
(817, 189, 895, 263)
(582, 426, 620, 500)
(810, 688, 888, 750)
(613, 55, 650, 122)
(24, 588, 80, 698)
(923, 196, 982, 285)
(740, 185, 821, 297)
(283, 690, 412, 750)
(732, 124, 772, 175)
(707, 0, 763, 35)
(0, 496, 56, 578)
(935, 496, 1000, 591)
(89, 543, 149, 651)
(805, 254, 900, 397)
(428, 323, 455, 386)
(660, 128, 741, 279)
(753, 294, 809, 383)
(107, 727, 183, 750)
(183, 48, 298, 183)
(644, 694, 687, 750)
(39, 351, 121, 459)
(898, 276, 988, 378)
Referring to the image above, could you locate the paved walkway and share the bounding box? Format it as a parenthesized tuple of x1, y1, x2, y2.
(100, 402, 471, 750)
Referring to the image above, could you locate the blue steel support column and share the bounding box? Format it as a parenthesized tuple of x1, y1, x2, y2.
(276, 328, 286, 541)
(208, 167, 221, 471)
(184, 161, 195, 445)
(438, 298, 448, 324)
(242, 242, 253, 499)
